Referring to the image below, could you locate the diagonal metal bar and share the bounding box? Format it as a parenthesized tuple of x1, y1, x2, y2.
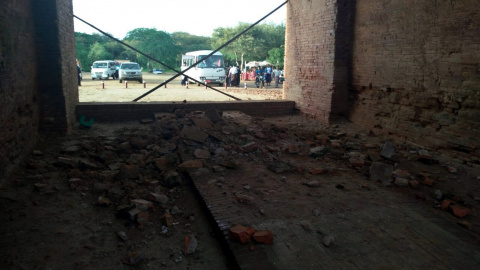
(73, 0, 288, 102)
(73, 15, 241, 101)
(131, 0, 288, 101)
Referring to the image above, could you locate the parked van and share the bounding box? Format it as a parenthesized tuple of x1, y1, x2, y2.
(91, 60, 116, 80)
(118, 62, 143, 83)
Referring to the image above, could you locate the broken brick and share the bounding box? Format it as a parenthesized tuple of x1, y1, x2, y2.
(441, 199, 452, 210)
(162, 213, 174, 227)
(449, 205, 472, 218)
(148, 192, 168, 204)
(136, 211, 149, 225)
(228, 224, 255, 244)
(408, 180, 419, 189)
(253, 230, 274, 245)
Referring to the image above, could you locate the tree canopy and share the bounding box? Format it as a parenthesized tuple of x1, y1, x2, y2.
(75, 22, 285, 72)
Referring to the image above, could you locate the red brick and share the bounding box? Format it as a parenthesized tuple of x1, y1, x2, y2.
(162, 213, 174, 227)
(441, 199, 452, 211)
(450, 205, 472, 218)
(228, 224, 255, 244)
(309, 168, 328, 175)
(253, 230, 274, 245)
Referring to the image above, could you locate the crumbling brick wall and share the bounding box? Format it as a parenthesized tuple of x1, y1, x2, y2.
(0, 0, 78, 178)
(285, 0, 479, 156)
(0, 1, 40, 177)
(348, 0, 480, 155)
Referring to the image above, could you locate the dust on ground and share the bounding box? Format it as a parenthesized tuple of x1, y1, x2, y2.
(1, 90, 479, 269)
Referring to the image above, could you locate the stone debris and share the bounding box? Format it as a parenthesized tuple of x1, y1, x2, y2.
(322, 235, 335, 247)
(117, 231, 127, 242)
(369, 162, 393, 186)
(310, 146, 327, 157)
(122, 252, 144, 265)
(380, 141, 395, 159)
(14, 109, 480, 268)
(184, 235, 198, 255)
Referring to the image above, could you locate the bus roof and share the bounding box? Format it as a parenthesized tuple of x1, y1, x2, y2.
(184, 50, 223, 56)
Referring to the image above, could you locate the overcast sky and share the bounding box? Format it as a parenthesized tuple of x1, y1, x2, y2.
(72, 0, 287, 39)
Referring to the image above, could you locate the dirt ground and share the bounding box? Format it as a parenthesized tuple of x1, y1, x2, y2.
(79, 72, 283, 102)
(0, 76, 479, 269)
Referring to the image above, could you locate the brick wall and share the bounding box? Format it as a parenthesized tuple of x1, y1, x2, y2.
(285, 0, 479, 155)
(347, 0, 480, 154)
(0, 0, 78, 178)
(284, 0, 337, 123)
(33, 0, 78, 135)
(76, 101, 296, 122)
(284, 0, 355, 123)
(0, 0, 40, 177)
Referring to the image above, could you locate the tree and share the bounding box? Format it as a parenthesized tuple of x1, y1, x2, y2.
(172, 32, 211, 53)
(87, 42, 113, 62)
(211, 22, 285, 70)
(172, 32, 212, 64)
(124, 28, 181, 70)
(268, 47, 284, 68)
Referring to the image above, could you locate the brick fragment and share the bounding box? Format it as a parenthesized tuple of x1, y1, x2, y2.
(450, 205, 472, 218)
(253, 230, 274, 245)
(228, 224, 255, 244)
(162, 213, 174, 227)
(309, 168, 328, 175)
(148, 192, 168, 204)
(408, 180, 419, 189)
(136, 211, 149, 225)
(441, 199, 452, 211)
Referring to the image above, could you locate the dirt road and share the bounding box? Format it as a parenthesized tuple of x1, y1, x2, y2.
(79, 72, 282, 102)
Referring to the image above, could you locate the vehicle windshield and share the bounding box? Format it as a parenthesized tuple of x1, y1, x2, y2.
(93, 62, 107, 68)
(197, 55, 224, 68)
(121, 63, 140, 70)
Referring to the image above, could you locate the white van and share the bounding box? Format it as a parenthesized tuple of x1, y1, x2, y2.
(118, 62, 143, 83)
(181, 50, 226, 86)
(91, 60, 116, 80)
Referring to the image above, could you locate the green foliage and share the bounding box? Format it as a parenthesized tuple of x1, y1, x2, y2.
(172, 32, 211, 63)
(210, 22, 285, 67)
(268, 47, 284, 68)
(87, 42, 113, 62)
(74, 22, 285, 72)
(172, 32, 211, 53)
(124, 28, 181, 70)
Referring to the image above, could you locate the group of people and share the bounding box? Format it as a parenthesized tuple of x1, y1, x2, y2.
(252, 64, 283, 88)
(226, 64, 283, 88)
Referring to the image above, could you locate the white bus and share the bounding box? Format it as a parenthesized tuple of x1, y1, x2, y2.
(181, 50, 226, 86)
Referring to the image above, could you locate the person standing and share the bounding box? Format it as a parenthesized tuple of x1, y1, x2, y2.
(235, 65, 240, 87)
(273, 66, 282, 88)
(264, 64, 272, 86)
(228, 65, 238, 87)
(76, 59, 82, 86)
(255, 66, 263, 88)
